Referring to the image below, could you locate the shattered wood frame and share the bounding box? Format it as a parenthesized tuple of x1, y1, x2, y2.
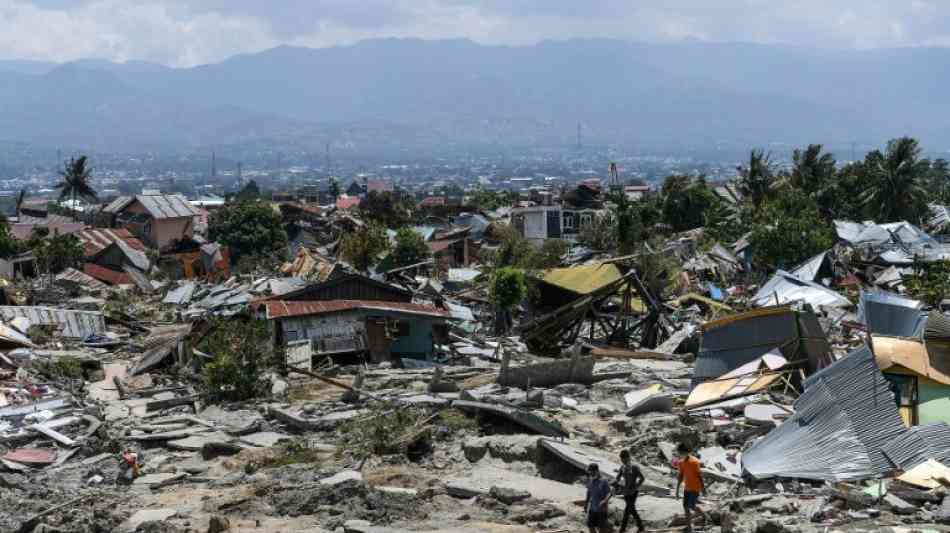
(519, 267, 671, 355)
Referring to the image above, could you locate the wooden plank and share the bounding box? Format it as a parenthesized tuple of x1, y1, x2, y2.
(30, 424, 76, 447)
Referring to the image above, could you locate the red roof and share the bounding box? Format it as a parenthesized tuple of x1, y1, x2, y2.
(3, 448, 57, 465)
(262, 299, 450, 320)
(75, 228, 146, 257)
(428, 239, 455, 253)
(83, 263, 132, 285)
(336, 196, 361, 210)
(419, 197, 446, 207)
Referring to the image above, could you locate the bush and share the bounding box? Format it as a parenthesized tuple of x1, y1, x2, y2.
(490, 267, 527, 311)
(906, 260, 950, 307)
(749, 189, 834, 270)
(340, 223, 389, 272)
(258, 439, 324, 468)
(391, 227, 430, 267)
(201, 317, 281, 402)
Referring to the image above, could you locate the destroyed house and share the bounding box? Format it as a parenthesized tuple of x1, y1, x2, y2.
(260, 300, 450, 362)
(534, 263, 624, 312)
(511, 204, 601, 243)
(272, 273, 412, 304)
(692, 306, 834, 389)
(102, 194, 201, 250)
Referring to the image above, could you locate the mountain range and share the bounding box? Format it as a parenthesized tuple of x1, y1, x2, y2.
(1, 38, 949, 153)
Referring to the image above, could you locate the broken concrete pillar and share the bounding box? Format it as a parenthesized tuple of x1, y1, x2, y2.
(341, 369, 364, 403)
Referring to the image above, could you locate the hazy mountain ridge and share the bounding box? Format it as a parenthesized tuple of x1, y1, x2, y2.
(1, 38, 948, 152)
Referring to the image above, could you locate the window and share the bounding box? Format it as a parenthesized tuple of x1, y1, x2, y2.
(394, 320, 410, 337)
(563, 213, 574, 229)
(580, 214, 592, 229)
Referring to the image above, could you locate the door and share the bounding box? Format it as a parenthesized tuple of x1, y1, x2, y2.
(364, 317, 392, 363)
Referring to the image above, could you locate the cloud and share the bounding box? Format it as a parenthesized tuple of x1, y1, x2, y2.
(3, 0, 950, 67)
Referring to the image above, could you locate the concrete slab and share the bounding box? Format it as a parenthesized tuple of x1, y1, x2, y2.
(133, 472, 184, 487)
(624, 385, 674, 416)
(697, 446, 742, 479)
(167, 431, 232, 451)
(117, 509, 177, 532)
(87, 363, 128, 402)
(320, 469, 363, 486)
(744, 403, 792, 424)
(637, 495, 682, 524)
(375, 486, 418, 497)
(240, 431, 293, 448)
(446, 465, 583, 504)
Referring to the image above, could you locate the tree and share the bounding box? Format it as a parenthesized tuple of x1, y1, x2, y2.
(0, 216, 21, 260)
(736, 149, 774, 209)
(202, 316, 281, 402)
(860, 137, 930, 223)
(208, 200, 288, 263)
(235, 180, 260, 202)
(328, 177, 341, 200)
(928, 159, 950, 205)
(790, 144, 836, 197)
(490, 267, 527, 334)
(484, 225, 565, 272)
(340, 223, 389, 272)
(660, 174, 720, 232)
(359, 191, 412, 228)
(578, 211, 618, 252)
(749, 189, 834, 270)
(391, 227, 430, 267)
(467, 187, 509, 211)
(906, 261, 950, 307)
(33, 230, 84, 277)
(55, 155, 97, 210)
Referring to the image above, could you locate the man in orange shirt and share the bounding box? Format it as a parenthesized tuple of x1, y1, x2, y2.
(674, 443, 706, 532)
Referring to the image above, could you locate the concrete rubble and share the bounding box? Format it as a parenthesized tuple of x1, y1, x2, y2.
(5, 209, 950, 533)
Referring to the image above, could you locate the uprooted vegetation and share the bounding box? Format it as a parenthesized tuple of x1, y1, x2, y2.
(200, 315, 283, 402)
(337, 405, 478, 460)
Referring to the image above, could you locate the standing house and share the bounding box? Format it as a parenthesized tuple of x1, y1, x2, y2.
(511, 204, 602, 243)
(102, 194, 201, 251)
(259, 274, 450, 362)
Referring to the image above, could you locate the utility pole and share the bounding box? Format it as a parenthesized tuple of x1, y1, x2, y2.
(326, 142, 331, 178)
(608, 162, 622, 193)
(211, 151, 216, 179)
(576, 122, 582, 150)
(237, 162, 243, 185)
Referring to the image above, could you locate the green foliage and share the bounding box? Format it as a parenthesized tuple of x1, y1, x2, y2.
(56, 155, 97, 204)
(391, 227, 430, 267)
(790, 144, 836, 196)
(635, 243, 679, 301)
(701, 201, 744, 247)
(328, 177, 341, 199)
(201, 317, 279, 402)
(483, 225, 565, 272)
(359, 191, 412, 228)
(0, 216, 21, 260)
(490, 267, 527, 311)
(749, 189, 834, 269)
(33, 231, 83, 275)
(736, 149, 775, 209)
(258, 439, 324, 468)
(467, 187, 512, 211)
(906, 261, 950, 307)
(208, 200, 288, 263)
(340, 223, 389, 272)
(235, 180, 260, 201)
(32, 356, 83, 380)
(438, 408, 478, 433)
(337, 406, 430, 460)
(860, 137, 930, 224)
(578, 210, 618, 251)
(660, 174, 720, 232)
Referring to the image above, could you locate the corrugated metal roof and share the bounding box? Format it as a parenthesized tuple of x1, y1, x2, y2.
(263, 299, 450, 320)
(163, 281, 197, 305)
(83, 263, 132, 286)
(75, 228, 146, 256)
(55, 267, 109, 292)
(542, 263, 622, 295)
(858, 290, 925, 337)
(103, 196, 134, 214)
(882, 423, 950, 470)
(751, 270, 851, 309)
(742, 345, 909, 481)
(0, 305, 104, 338)
(135, 194, 201, 219)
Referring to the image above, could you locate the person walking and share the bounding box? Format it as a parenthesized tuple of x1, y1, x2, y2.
(585, 463, 613, 533)
(675, 443, 706, 533)
(614, 449, 645, 532)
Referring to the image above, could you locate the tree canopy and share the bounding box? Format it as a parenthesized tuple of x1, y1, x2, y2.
(749, 189, 834, 269)
(391, 227, 430, 267)
(56, 155, 97, 206)
(208, 200, 288, 263)
(340, 223, 389, 272)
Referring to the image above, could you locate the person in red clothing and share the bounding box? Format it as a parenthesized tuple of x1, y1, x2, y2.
(674, 443, 706, 532)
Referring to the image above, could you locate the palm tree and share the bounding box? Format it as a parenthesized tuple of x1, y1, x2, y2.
(56, 156, 98, 214)
(736, 149, 774, 209)
(790, 144, 836, 196)
(860, 137, 929, 223)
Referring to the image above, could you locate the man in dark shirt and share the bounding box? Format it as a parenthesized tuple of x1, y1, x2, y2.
(614, 449, 645, 532)
(585, 463, 612, 533)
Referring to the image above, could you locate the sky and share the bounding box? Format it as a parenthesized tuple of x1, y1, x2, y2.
(3, 0, 950, 67)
